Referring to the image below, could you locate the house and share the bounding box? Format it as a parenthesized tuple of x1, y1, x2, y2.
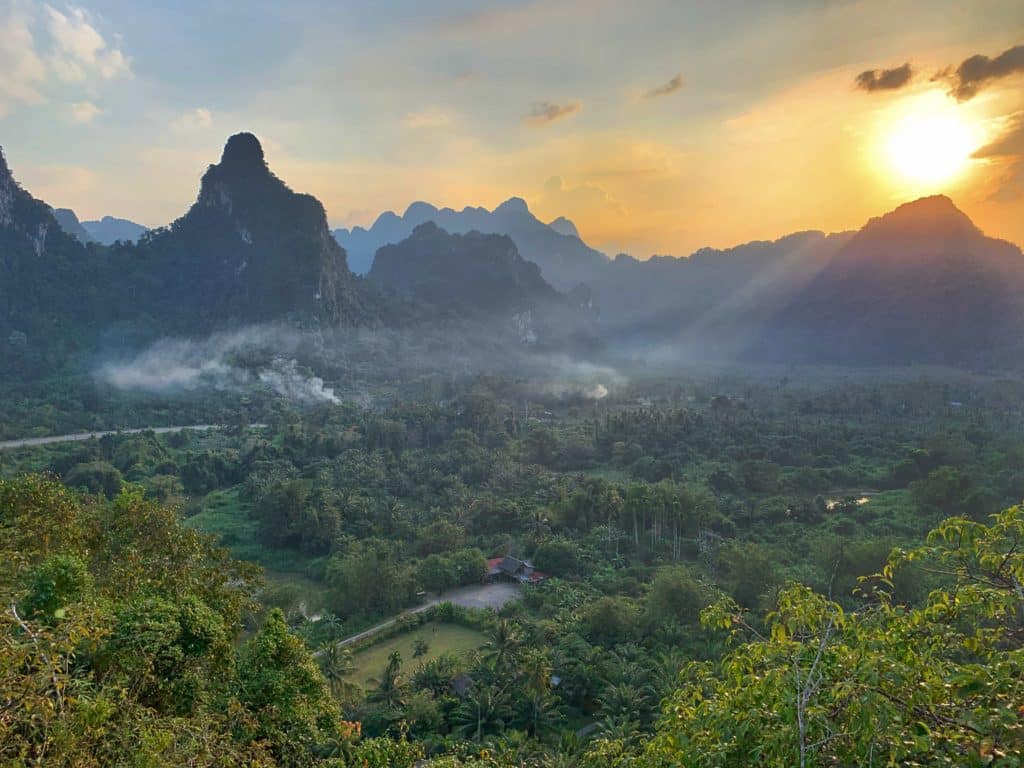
(487, 555, 548, 584)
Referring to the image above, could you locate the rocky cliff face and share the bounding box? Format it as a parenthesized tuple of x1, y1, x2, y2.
(0, 147, 90, 346)
(1, 134, 373, 368)
(106, 133, 366, 330)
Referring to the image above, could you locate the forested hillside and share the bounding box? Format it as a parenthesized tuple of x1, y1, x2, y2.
(4, 374, 1024, 765)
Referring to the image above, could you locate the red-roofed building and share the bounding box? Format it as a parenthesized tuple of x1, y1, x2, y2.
(487, 555, 548, 584)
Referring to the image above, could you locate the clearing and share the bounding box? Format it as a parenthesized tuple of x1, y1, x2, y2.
(348, 621, 487, 688)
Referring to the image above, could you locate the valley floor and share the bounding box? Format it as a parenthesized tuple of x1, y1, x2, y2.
(332, 582, 522, 649)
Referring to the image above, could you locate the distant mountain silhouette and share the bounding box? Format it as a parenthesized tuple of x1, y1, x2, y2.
(335, 197, 608, 290)
(52, 208, 148, 244)
(547, 216, 580, 238)
(83, 215, 148, 244)
(4, 130, 1024, 372)
(52, 208, 96, 244)
(756, 195, 1024, 365)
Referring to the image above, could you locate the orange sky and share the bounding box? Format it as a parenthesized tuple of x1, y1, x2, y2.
(3, 0, 1022, 256)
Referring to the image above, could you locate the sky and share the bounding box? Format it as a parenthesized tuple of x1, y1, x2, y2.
(0, 0, 1022, 257)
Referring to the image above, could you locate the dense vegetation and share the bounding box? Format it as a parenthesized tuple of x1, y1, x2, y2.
(3, 372, 1024, 764)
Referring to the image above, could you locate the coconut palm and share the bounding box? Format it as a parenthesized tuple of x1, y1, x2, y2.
(483, 618, 521, 671)
(318, 644, 359, 701)
(367, 650, 406, 709)
(519, 648, 554, 736)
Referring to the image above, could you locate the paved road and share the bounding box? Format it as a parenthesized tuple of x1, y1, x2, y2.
(323, 582, 522, 653)
(0, 424, 266, 451)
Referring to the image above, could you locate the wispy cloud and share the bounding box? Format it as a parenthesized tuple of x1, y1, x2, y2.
(44, 4, 131, 82)
(854, 62, 913, 92)
(525, 100, 581, 125)
(973, 112, 1024, 159)
(942, 44, 1024, 101)
(973, 112, 1024, 203)
(643, 73, 684, 99)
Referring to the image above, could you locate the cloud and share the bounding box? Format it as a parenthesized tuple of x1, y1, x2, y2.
(944, 44, 1024, 101)
(525, 100, 581, 125)
(170, 107, 213, 132)
(0, 2, 128, 116)
(973, 112, 1024, 158)
(0, 4, 47, 114)
(44, 4, 130, 82)
(68, 99, 100, 122)
(643, 73, 684, 99)
(854, 62, 914, 92)
(973, 112, 1024, 202)
(404, 106, 451, 128)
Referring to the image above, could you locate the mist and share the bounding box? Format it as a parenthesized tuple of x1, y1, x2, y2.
(94, 319, 628, 407)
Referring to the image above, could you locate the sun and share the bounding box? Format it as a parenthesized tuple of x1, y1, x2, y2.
(880, 96, 982, 189)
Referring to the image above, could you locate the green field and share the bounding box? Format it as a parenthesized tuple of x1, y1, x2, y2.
(349, 622, 488, 688)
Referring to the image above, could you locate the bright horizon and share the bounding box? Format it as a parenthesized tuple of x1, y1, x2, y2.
(1, 0, 1022, 257)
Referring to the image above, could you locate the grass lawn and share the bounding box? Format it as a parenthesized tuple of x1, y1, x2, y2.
(349, 622, 487, 688)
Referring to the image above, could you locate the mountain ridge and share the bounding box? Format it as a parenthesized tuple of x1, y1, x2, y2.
(334, 195, 608, 289)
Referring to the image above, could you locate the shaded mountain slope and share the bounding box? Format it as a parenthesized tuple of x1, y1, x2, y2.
(754, 196, 1024, 365)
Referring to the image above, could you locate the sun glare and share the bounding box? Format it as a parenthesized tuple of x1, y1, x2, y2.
(881, 97, 981, 189)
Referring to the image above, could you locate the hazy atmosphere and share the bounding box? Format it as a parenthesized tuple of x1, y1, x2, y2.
(2, 0, 1023, 255)
(3, 3, 1024, 767)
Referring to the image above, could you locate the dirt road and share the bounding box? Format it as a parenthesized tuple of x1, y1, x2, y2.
(325, 582, 522, 652)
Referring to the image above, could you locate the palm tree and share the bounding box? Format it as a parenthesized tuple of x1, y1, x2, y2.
(519, 648, 554, 736)
(318, 644, 358, 701)
(319, 612, 344, 642)
(597, 682, 652, 725)
(452, 683, 514, 740)
(483, 619, 521, 671)
(368, 650, 406, 709)
(597, 714, 643, 745)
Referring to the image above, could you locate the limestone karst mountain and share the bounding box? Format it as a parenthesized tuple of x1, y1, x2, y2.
(756, 195, 1024, 365)
(335, 196, 608, 289)
(82, 215, 148, 244)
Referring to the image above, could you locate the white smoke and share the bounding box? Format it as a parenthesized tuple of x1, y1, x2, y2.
(96, 325, 339, 405)
(258, 359, 339, 404)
